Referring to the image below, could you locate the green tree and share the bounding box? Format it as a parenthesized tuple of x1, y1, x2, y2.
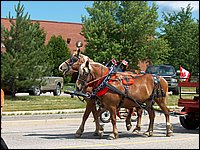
(81, 1, 172, 68)
(1, 2, 52, 97)
(46, 35, 71, 82)
(82, 1, 120, 63)
(161, 4, 199, 75)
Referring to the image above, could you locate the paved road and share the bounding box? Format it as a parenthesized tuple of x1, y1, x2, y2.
(1, 113, 199, 149)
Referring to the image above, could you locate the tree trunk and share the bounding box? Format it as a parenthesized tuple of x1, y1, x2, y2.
(11, 80, 16, 98)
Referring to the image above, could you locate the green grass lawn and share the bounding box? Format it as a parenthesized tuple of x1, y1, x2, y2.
(4, 95, 86, 112)
(3, 87, 198, 112)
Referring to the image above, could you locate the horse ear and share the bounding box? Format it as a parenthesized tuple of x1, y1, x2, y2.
(85, 59, 89, 67)
(73, 50, 78, 56)
(77, 48, 81, 56)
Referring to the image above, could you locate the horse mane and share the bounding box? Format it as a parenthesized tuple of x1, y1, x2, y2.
(79, 54, 94, 63)
(72, 48, 93, 62)
(79, 61, 106, 76)
(90, 61, 107, 72)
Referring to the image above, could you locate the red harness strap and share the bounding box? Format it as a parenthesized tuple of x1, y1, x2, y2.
(96, 81, 113, 96)
(96, 74, 135, 97)
(95, 69, 118, 97)
(94, 68, 109, 88)
(88, 68, 111, 97)
(87, 69, 135, 97)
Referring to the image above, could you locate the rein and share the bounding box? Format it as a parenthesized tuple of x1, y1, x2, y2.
(65, 55, 80, 66)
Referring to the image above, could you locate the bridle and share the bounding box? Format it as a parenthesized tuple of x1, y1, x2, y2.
(65, 55, 80, 69)
(76, 64, 110, 92)
(76, 67, 95, 90)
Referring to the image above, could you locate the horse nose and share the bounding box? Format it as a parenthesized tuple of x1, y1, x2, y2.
(59, 66, 62, 71)
(58, 64, 64, 72)
(59, 62, 68, 72)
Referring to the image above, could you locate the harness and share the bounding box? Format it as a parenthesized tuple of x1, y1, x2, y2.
(86, 69, 165, 111)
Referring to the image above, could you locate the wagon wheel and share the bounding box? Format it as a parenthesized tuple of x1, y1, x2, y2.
(100, 109, 111, 123)
(179, 108, 199, 130)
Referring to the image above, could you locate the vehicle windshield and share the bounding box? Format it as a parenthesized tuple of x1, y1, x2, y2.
(146, 65, 175, 75)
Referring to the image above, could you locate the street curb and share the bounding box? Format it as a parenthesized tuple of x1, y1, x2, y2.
(2, 106, 181, 116)
(2, 108, 86, 116)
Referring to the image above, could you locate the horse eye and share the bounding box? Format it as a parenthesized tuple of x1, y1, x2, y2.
(83, 69, 89, 76)
(83, 71, 87, 76)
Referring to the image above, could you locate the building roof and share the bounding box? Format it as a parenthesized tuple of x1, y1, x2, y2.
(1, 18, 86, 54)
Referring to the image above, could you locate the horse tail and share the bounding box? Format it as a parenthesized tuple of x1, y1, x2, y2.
(152, 75, 168, 103)
(158, 76, 169, 104)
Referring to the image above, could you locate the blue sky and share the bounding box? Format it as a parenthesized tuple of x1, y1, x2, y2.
(1, 1, 199, 23)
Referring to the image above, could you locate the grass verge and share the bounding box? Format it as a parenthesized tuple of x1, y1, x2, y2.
(3, 87, 198, 112)
(4, 95, 86, 112)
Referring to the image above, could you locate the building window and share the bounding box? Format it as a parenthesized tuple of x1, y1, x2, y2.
(67, 38, 71, 44)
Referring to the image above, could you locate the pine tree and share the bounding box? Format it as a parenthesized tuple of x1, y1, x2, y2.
(46, 35, 71, 82)
(1, 2, 52, 97)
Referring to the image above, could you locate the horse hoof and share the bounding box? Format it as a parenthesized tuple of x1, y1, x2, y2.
(93, 131, 99, 136)
(99, 131, 104, 139)
(93, 130, 104, 138)
(75, 133, 82, 138)
(126, 124, 132, 131)
(107, 133, 118, 140)
(166, 131, 173, 137)
(132, 127, 141, 133)
(100, 125, 104, 131)
(166, 124, 173, 137)
(143, 131, 153, 137)
(75, 128, 83, 138)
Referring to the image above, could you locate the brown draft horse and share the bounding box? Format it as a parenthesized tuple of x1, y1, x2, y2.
(76, 60, 173, 140)
(58, 50, 142, 138)
(58, 50, 103, 137)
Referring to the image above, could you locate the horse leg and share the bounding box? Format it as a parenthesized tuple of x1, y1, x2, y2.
(156, 100, 173, 137)
(125, 108, 133, 131)
(107, 106, 119, 140)
(92, 104, 104, 137)
(75, 99, 100, 137)
(143, 106, 155, 137)
(132, 107, 143, 133)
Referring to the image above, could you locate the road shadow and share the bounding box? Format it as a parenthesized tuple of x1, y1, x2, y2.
(24, 121, 198, 140)
(25, 130, 147, 140)
(141, 122, 199, 134)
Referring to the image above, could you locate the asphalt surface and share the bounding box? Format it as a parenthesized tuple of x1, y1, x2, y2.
(2, 92, 198, 149)
(1, 112, 199, 149)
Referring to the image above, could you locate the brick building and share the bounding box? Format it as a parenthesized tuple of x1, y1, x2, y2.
(1, 18, 86, 54)
(1, 18, 151, 73)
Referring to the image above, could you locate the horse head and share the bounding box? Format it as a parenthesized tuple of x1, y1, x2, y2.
(76, 60, 92, 91)
(58, 48, 93, 76)
(76, 60, 108, 92)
